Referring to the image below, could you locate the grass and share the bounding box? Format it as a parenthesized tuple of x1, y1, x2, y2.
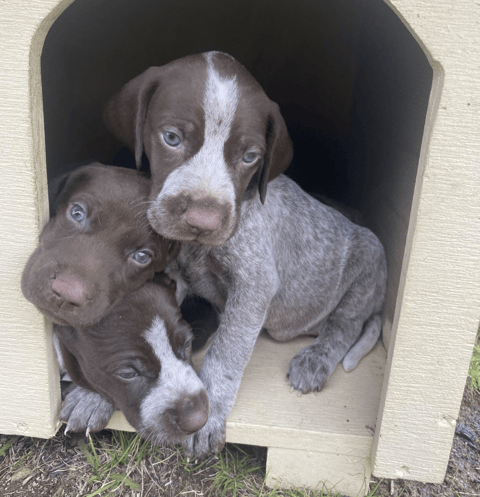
(75, 435, 336, 497)
(0, 428, 354, 496)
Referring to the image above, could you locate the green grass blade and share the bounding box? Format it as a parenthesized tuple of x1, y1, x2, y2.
(0, 441, 13, 457)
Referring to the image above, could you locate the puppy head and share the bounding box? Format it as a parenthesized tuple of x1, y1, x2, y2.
(21, 163, 179, 328)
(104, 52, 293, 246)
(55, 278, 208, 444)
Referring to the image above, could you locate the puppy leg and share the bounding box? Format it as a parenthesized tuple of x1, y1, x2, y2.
(287, 316, 364, 394)
(182, 271, 278, 458)
(60, 386, 115, 436)
(288, 278, 380, 394)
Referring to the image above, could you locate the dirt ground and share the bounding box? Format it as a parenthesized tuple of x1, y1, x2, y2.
(0, 383, 478, 497)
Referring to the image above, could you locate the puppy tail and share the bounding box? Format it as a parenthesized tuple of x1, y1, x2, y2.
(342, 314, 382, 372)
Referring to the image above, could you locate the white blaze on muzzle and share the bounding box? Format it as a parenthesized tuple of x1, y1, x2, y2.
(155, 53, 239, 209)
(140, 317, 204, 425)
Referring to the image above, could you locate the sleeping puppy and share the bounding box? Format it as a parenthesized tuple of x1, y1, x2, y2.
(21, 163, 178, 328)
(56, 276, 208, 444)
(105, 51, 387, 458)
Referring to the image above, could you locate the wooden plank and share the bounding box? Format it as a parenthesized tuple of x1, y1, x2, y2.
(266, 446, 371, 497)
(371, 0, 480, 482)
(0, 0, 75, 438)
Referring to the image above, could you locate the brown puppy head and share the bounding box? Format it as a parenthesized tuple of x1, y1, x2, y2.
(104, 51, 293, 246)
(21, 163, 179, 328)
(55, 277, 208, 444)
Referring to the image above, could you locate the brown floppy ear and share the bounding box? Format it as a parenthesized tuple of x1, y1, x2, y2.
(258, 101, 294, 203)
(104, 67, 164, 169)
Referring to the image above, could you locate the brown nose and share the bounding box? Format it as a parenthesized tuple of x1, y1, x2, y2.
(174, 390, 209, 435)
(185, 208, 222, 234)
(51, 274, 89, 307)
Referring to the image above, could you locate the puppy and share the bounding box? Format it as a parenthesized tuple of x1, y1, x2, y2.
(22, 163, 178, 328)
(105, 51, 387, 457)
(56, 276, 208, 444)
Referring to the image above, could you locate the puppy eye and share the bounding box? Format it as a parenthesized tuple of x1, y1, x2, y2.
(70, 203, 86, 222)
(131, 250, 152, 266)
(242, 152, 259, 164)
(162, 131, 182, 148)
(116, 368, 139, 380)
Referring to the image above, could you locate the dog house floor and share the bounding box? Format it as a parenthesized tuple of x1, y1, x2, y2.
(107, 332, 387, 496)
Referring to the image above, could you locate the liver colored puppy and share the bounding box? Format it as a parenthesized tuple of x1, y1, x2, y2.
(22, 163, 178, 328)
(105, 51, 387, 458)
(56, 276, 208, 443)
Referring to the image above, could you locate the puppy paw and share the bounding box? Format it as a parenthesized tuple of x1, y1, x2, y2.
(287, 346, 333, 394)
(182, 418, 226, 459)
(60, 386, 115, 435)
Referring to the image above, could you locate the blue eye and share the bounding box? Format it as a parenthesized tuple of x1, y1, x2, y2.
(242, 152, 259, 164)
(162, 131, 182, 148)
(132, 250, 152, 265)
(70, 203, 86, 222)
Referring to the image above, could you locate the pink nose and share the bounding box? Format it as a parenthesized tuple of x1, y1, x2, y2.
(185, 208, 222, 234)
(52, 275, 89, 307)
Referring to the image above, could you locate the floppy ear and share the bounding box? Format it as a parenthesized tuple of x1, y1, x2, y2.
(258, 101, 293, 204)
(104, 67, 164, 169)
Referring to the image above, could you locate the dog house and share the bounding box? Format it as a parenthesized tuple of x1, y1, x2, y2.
(1, 0, 479, 495)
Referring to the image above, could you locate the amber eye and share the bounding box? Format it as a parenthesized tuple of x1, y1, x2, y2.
(131, 250, 152, 266)
(70, 203, 86, 222)
(162, 131, 182, 148)
(242, 152, 259, 164)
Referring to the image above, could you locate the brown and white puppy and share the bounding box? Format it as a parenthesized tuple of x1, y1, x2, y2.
(22, 163, 178, 328)
(105, 51, 292, 247)
(56, 276, 208, 444)
(105, 52, 386, 459)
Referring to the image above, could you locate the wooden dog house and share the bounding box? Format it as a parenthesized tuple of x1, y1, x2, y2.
(1, 0, 479, 495)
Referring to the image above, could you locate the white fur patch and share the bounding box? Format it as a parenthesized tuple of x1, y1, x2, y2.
(155, 53, 238, 207)
(140, 317, 204, 423)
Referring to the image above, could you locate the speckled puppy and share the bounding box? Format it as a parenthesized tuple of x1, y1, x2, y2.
(105, 51, 388, 458)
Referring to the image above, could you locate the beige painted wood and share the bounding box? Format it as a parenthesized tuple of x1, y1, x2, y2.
(109, 333, 386, 495)
(0, 0, 74, 438)
(371, 0, 480, 483)
(266, 447, 371, 497)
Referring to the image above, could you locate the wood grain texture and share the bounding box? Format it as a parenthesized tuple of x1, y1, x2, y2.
(372, 0, 480, 482)
(266, 447, 371, 497)
(0, 0, 74, 438)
